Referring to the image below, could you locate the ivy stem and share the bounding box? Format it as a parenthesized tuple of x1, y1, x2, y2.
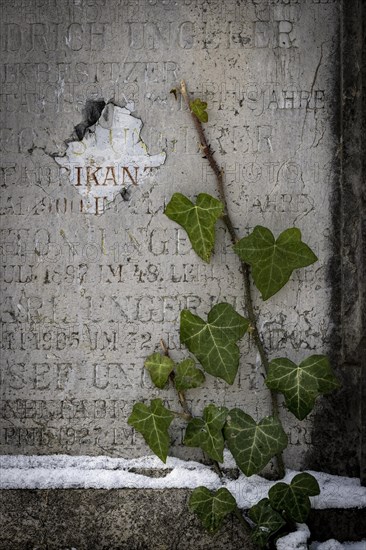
(203, 452, 224, 480)
(170, 410, 192, 421)
(234, 507, 252, 535)
(179, 80, 285, 480)
(160, 339, 224, 479)
(180, 80, 237, 245)
(160, 339, 192, 419)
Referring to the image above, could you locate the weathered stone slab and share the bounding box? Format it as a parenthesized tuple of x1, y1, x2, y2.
(0, 489, 256, 550)
(0, 0, 363, 479)
(0, 488, 365, 549)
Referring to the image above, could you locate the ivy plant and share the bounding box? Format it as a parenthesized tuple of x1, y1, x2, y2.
(180, 303, 249, 384)
(188, 487, 236, 532)
(233, 226, 318, 300)
(184, 404, 228, 462)
(165, 193, 223, 262)
(223, 409, 288, 477)
(128, 80, 340, 548)
(128, 399, 175, 462)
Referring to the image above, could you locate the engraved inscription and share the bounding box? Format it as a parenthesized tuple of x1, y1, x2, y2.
(0, 0, 339, 465)
(55, 104, 166, 214)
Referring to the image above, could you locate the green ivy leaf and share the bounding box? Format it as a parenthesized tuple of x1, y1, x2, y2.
(144, 353, 174, 389)
(269, 473, 320, 523)
(184, 404, 228, 462)
(290, 472, 320, 496)
(233, 226, 317, 300)
(189, 487, 236, 532)
(165, 193, 223, 263)
(127, 399, 175, 462)
(174, 358, 205, 391)
(248, 498, 286, 547)
(180, 303, 250, 384)
(223, 409, 288, 476)
(190, 98, 208, 122)
(266, 355, 340, 420)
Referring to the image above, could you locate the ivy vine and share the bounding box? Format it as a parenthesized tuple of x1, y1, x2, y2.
(128, 80, 340, 548)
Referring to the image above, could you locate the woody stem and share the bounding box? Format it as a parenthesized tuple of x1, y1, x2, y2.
(179, 80, 285, 480)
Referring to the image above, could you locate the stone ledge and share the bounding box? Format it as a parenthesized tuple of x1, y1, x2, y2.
(1, 489, 365, 550)
(0, 489, 254, 550)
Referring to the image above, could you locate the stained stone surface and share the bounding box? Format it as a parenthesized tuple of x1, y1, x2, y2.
(0, 489, 256, 550)
(0, 488, 365, 549)
(0, 0, 363, 479)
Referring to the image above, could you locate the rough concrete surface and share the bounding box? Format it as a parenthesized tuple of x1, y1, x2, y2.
(0, 489, 256, 550)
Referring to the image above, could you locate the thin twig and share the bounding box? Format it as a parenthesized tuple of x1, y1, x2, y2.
(160, 339, 225, 478)
(170, 410, 192, 421)
(179, 81, 285, 480)
(160, 339, 192, 419)
(203, 451, 224, 480)
(180, 81, 238, 245)
(234, 507, 252, 534)
(212, 460, 224, 479)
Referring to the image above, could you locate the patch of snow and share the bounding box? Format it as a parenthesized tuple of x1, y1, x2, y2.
(0, 455, 219, 490)
(276, 523, 310, 550)
(277, 528, 366, 550)
(309, 470, 366, 510)
(0, 454, 207, 471)
(223, 448, 237, 468)
(225, 469, 366, 510)
(310, 541, 366, 550)
(277, 529, 366, 550)
(0, 454, 365, 514)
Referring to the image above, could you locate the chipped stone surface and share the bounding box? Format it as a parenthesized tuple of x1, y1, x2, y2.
(0, 0, 362, 481)
(56, 104, 166, 214)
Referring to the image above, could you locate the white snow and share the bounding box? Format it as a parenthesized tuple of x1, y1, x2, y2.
(276, 523, 366, 550)
(0, 454, 219, 491)
(1, 454, 365, 548)
(0, 451, 365, 513)
(277, 525, 366, 550)
(276, 523, 310, 550)
(310, 541, 366, 550)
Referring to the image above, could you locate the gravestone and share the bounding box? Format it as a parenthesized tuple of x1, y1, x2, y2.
(0, 0, 363, 498)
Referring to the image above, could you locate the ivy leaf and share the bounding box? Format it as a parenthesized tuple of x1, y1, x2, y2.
(248, 498, 286, 547)
(189, 487, 236, 532)
(144, 353, 174, 389)
(190, 98, 208, 122)
(290, 472, 320, 496)
(180, 303, 250, 384)
(266, 355, 340, 420)
(233, 226, 317, 300)
(184, 404, 228, 462)
(223, 409, 288, 476)
(165, 193, 223, 263)
(174, 358, 205, 391)
(127, 399, 174, 462)
(269, 473, 320, 523)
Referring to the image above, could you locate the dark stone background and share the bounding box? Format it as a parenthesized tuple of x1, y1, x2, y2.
(308, 0, 365, 483)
